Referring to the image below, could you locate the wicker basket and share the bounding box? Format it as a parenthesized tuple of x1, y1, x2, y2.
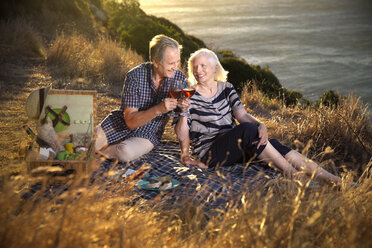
(26, 89, 97, 176)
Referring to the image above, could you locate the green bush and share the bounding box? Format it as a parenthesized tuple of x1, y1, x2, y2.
(219, 53, 281, 95)
(217, 50, 236, 58)
(220, 56, 258, 92)
(315, 90, 340, 108)
(219, 50, 306, 106)
(280, 88, 304, 106)
(104, 0, 205, 62)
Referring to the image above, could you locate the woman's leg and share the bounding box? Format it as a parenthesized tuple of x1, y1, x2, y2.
(258, 141, 341, 184)
(285, 150, 341, 184)
(257, 141, 298, 176)
(202, 122, 266, 167)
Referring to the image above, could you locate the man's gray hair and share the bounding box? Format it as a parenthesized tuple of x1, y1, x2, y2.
(149, 34, 182, 63)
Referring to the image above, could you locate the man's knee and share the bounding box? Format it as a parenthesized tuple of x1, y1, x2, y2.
(116, 138, 154, 162)
(95, 125, 108, 151)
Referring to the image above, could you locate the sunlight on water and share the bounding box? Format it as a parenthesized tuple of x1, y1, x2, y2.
(140, 0, 372, 116)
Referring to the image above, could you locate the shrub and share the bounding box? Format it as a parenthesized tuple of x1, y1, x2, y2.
(280, 88, 304, 106)
(217, 49, 236, 58)
(219, 54, 281, 97)
(47, 33, 143, 91)
(104, 0, 205, 62)
(240, 83, 282, 116)
(47, 33, 95, 78)
(0, 0, 92, 20)
(0, 0, 104, 43)
(315, 90, 340, 108)
(97, 37, 143, 86)
(0, 18, 45, 57)
(218, 50, 306, 106)
(270, 93, 372, 172)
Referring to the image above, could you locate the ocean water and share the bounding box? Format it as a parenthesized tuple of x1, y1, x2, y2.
(140, 0, 372, 115)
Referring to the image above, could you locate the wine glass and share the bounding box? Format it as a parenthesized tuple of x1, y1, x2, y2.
(168, 80, 184, 116)
(181, 84, 196, 98)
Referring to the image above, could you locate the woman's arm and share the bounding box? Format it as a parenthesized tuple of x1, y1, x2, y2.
(234, 108, 268, 148)
(175, 116, 207, 168)
(234, 107, 261, 125)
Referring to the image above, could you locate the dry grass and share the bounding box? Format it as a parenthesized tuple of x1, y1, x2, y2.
(240, 83, 372, 174)
(1, 81, 371, 247)
(0, 18, 46, 58)
(47, 33, 144, 92)
(1, 53, 371, 248)
(0, 164, 371, 248)
(1, 5, 371, 246)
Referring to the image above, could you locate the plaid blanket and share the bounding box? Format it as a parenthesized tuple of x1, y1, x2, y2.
(96, 140, 279, 214)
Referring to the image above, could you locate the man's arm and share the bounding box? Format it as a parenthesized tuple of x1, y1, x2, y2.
(122, 68, 178, 130)
(124, 98, 177, 130)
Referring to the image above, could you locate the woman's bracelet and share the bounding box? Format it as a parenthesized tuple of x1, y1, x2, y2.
(179, 110, 189, 117)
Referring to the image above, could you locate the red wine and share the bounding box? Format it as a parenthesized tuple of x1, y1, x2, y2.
(182, 88, 196, 98)
(169, 89, 182, 99)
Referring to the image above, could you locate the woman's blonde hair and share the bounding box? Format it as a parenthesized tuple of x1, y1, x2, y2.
(187, 48, 228, 85)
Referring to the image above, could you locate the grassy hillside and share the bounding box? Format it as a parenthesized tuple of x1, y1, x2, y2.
(0, 0, 371, 247)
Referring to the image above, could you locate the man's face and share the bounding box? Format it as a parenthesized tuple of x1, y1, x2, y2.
(153, 47, 180, 79)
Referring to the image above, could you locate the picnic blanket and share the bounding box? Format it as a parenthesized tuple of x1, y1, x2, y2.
(95, 140, 279, 214)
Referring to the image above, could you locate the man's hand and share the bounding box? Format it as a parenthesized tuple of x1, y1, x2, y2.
(177, 98, 190, 113)
(256, 123, 269, 148)
(181, 155, 208, 169)
(160, 98, 178, 114)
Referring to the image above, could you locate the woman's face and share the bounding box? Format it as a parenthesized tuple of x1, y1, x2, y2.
(192, 54, 217, 84)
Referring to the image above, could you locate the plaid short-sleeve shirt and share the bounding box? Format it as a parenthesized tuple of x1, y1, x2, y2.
(100, 62, 186, 146)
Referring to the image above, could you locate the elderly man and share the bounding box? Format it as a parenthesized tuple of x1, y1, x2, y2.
(95, 34, 187, 162)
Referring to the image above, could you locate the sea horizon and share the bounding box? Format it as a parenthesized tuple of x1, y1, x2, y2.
(140, 0, 372, 117)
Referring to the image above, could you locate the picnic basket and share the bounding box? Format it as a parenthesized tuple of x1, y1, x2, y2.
(25, 89, 97, 176)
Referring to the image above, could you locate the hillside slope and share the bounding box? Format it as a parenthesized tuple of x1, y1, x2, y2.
(0, 0, 371, 175)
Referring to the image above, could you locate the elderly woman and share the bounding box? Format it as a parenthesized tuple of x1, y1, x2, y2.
(175, 48, 342, 185)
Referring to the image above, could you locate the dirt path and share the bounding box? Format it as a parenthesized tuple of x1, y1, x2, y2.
(0, 58, 47, 168)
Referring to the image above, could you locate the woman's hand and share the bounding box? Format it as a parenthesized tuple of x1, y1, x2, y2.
(256, 123, 269, 148)
(181, 155, 208, 169)
(177, 98, 190, 114)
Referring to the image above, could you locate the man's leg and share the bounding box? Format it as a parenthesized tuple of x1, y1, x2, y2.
(95, 125, 116, 159)
(95, 126, 154, 161)
(116, 137, 154, 162)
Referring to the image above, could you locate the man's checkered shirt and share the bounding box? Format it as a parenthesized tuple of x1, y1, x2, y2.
(100, 62, 186, 145)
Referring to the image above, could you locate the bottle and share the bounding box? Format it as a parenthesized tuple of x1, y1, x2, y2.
(23, 125, 36, 140)
(22, 125, 52, 148)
